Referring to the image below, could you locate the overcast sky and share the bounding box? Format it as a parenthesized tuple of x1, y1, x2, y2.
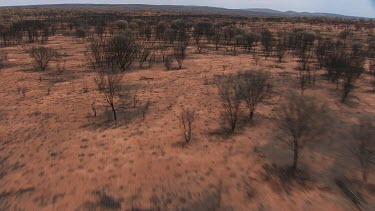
(1, 0, 374, 18)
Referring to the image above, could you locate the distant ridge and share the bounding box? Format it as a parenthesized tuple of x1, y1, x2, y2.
(1, 4, 370, 19)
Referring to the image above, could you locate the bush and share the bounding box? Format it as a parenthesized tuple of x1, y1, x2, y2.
(217, 75, 242, 132)
(29, 46, 56, 71)
(178, 108, 197, 142)
(174, 42, 188, 69)
(94, 68, 124, 121)
(351, 117, 375, 183)
(164, 54, 173, 70)
(238, 70, 271, 121)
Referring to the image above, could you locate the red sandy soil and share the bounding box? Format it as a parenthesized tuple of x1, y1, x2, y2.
(0, 35, 374, 210)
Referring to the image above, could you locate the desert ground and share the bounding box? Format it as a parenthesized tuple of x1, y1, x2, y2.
(0, 7, 374, 211)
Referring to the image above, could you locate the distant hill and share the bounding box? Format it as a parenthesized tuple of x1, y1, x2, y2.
(2, 4, 369, 19)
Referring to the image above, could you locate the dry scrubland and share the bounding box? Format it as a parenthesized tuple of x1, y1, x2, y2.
(0, 7, 374, 210)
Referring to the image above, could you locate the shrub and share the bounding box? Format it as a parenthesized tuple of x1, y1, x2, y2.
(29, 46, 55, 71)
(174, 42, 188, 69)
(178, 108, 197, 142)
(217, 75, 242, 132)
(164, 54, 173, 70)
(237, 70, 271, 121)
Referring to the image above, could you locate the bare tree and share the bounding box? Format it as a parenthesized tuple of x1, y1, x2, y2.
(278, 93, 330, 175)
(108, 34, 138, 71)
(351, 117, 375, 183)
(237, 70, 271, 121)
(178, 108, 197, 142)
(29, 46, 55, 71)
(217, 75, 242, 132)
(95, 68, 124, 121)
(174, 42, 188, 69)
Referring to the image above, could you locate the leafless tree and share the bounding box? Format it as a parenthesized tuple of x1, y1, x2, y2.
(217, 75, 242, 132)
(237, 70, 271, 121)
(29, 46, 56, 71)
(178, 108, 197, 142)
(351, 117, 375, 183)
(278, 93, 330, 175)
(174, 42, 188, 69)
(95, 68, 124, 121)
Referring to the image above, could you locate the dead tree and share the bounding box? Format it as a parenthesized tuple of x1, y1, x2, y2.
(178, 108, 197, 142)
(351, 117, 375, 183)
(238, 70, 271, 121)
(95, 68, 124, 121)
(278, 93, 330, 175)
(217, 75, 242, 132)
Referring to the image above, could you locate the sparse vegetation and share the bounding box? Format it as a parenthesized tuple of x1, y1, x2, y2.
(0, 5, 375, 210)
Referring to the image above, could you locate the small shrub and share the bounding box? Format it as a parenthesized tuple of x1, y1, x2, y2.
(178, 108, 197, 142)
(29, 46, 55, 71)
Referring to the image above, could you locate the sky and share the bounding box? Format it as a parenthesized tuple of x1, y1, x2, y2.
(0, 0, 374, 18)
